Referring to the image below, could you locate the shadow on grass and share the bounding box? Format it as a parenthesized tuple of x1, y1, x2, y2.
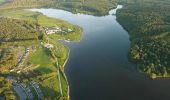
(41, 86, 60, 99)
(35, 67, 53, 74)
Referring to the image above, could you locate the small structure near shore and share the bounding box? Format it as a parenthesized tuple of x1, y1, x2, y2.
(45, 27, 61, 35)
(45, 26, 73, 35)
(45, 44, 54, 49)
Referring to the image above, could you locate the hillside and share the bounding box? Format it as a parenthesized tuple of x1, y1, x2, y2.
(0, 17, 40, 42)
(0, 0, 117, 15)
(117, 0, 170, 78)
(0, 0, 170, 99)
(0, 3, 83, 99)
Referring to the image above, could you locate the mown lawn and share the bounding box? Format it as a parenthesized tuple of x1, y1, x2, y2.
(27, 47, 56, 73)
(39, 72, 60, 98)
(60, 70, 68, 96)
(0, 0, 4, 4)
(0, 10, 39, 22)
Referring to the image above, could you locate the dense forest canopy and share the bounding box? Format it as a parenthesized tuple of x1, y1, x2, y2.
(117, 0, 170, 78)
(0, 0, 117, 15)
(0, 77, 15, 100)
(0, 17, 40, 42)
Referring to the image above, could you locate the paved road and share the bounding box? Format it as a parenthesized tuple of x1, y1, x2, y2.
(13, 84, 27, 100)
(20, 84, 34, 100)
(54, 55, 63, 96)
(58, 69, 63, 96)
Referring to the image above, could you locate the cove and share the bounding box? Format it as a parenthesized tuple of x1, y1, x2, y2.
(31, 6, 170, 100)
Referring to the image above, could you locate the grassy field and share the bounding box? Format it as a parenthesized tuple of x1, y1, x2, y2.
(0, 0, 117, 16)
(0, 9, 82, 99)
(0, 0, 5, 4)
(0, 10, 39, 22)
(22, 45, 69, 98)
(60, 70, 68, 96)
(26, 47, 56, 72)
(0, 9, 83, 41)
(0, 3, 83, 99)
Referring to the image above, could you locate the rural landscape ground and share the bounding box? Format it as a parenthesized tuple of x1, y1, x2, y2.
(0, 0, 170, 100)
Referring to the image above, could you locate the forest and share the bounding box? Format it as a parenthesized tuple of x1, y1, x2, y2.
(117, 0, 170, 78)
(0, 17, 41, 71)
(0, 77, 15, 100)
(0, 0, 117, 15)
(0, 17, 40, 42)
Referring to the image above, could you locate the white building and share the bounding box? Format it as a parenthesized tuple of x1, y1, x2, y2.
(45, 27, 62, 35)
(45, 44, 54, 49)
(68, 28, 73, 32)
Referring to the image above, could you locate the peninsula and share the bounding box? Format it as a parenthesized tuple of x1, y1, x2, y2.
(0, 0, 170, 100)
(0, 4, 82, 100)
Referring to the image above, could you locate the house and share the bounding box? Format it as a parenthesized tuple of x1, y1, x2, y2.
(68, 28, 73, 32)
(40, 42, 43, 45)
(10, 69, 14, 72)
(45, 44, 54, 49)
(17, 70, 21, 73)
(45, 27, 73, 35)
(45, 27, 62, 35)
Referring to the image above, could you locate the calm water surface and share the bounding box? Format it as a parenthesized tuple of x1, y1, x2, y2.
(31, 6, 170, 100)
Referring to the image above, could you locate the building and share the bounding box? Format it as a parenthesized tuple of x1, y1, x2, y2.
(68, 28, 73, 32)
(45, 27, 73, 35)
(45, 44, 54, 49)
(45, 27, 62, 35)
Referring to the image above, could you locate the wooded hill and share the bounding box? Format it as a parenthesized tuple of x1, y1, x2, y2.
(0, 0, 117, 15)
(117, 0, 170, 78)
(0, 17, 40, 43)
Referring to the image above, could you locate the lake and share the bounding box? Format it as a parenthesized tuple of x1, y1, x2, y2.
(31, 6, 170, 100)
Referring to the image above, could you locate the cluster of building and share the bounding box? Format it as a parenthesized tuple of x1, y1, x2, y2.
(17, 48, 30, 67)
(45, 43, 54, 49)
(10, 47, 34, 73)
(45, 27, 61, 35)
(45, 26, 73, 35)
(15, 63, 32, 73)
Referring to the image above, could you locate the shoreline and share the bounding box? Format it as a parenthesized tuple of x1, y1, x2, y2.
(59, 33, 83, 99)
(149, 74, 170, 80)
(61, 5, 123, 99)
(62, 48, 70, 100)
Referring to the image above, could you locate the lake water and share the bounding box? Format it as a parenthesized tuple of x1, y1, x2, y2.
(31, 6, 170, 100)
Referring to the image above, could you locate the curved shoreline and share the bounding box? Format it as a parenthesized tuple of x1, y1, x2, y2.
(62, 48, 70, 100)
(61, 5, 123, 100)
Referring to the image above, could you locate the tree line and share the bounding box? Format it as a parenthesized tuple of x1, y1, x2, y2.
(117, 0, 170, 78)
(0, 0, 117, 16)
(0, 17, 40, 42)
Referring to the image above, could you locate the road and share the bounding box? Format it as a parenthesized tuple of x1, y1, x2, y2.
(57, 69, 63, 96)
(13, 83, 27, 100)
